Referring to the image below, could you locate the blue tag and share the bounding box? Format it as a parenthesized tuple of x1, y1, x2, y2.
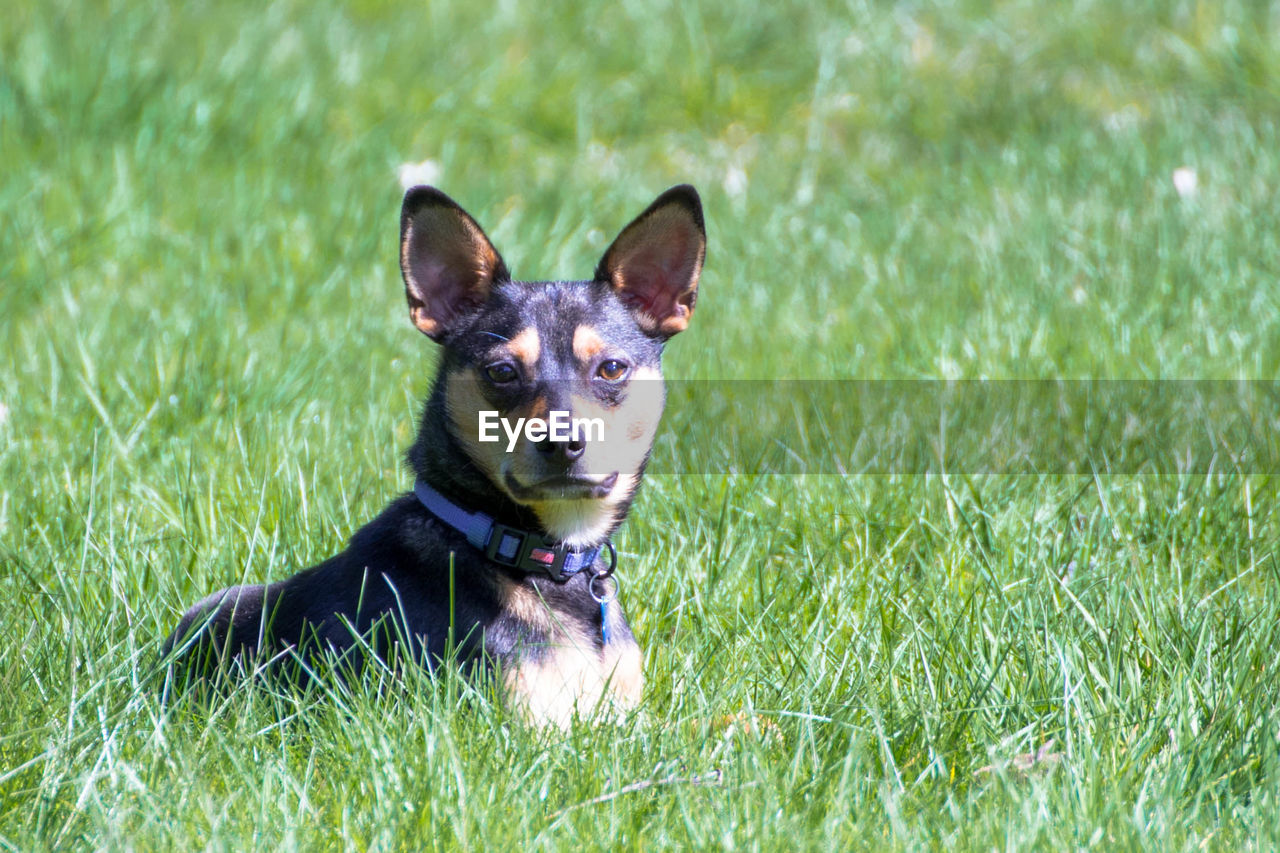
(600, 599, 612, 645)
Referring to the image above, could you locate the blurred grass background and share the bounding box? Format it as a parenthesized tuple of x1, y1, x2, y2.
(3, 0, 1280, 848)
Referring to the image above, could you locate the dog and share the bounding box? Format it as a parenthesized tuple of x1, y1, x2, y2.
(162, 184, 706, 725)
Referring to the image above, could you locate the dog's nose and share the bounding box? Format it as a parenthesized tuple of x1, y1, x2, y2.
(535, 435, 585, 463)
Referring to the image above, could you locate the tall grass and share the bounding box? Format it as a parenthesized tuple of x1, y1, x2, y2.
(3, 0, 1280, 848)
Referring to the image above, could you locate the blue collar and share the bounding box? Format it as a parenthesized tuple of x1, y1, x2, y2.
(413, 479, 611, 581)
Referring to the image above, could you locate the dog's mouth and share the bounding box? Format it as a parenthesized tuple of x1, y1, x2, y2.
(504, 471, 619, 501)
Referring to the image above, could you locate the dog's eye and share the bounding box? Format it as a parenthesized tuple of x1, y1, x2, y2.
(596, 359, 629, 382)
(485, 362, 518, 384)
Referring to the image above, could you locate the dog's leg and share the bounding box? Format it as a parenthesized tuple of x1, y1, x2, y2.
(162, 583, 277, 675)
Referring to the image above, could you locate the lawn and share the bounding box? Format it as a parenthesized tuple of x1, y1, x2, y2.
(3, 0, 1280, 848)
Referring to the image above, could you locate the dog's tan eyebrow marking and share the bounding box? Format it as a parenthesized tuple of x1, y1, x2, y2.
(572, 325, 607, 362)
(506, 327, 540, 365)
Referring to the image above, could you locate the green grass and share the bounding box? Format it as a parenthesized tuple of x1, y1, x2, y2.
(4, 0, 1280, 848)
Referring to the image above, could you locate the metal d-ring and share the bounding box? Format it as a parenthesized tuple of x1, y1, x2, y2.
(589, 541, 620, 604)
(589, 571, 620, 604)
(600, 540, 618, 576)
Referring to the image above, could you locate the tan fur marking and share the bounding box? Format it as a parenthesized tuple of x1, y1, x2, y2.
(453, 216, 501, 287)
(572, 326, 608, 363)
(506, 327, 541, 367)
(570, 371, 663, 470)
(503, 632, 596, 726)
(443, 368, 507, 484)
(472, 230, 500, 277)
(603, 641, 644, 706)
(526, 395, 550, 421)
(500, 580, 553, 633)
(504, 632, 643, 727)
(526, 482, 629, 547)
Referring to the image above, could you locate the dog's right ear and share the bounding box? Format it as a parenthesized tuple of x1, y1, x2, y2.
(399, 186, 509, 341)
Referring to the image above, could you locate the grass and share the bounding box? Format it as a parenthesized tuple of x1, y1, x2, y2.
(3, 0, 1280, 848)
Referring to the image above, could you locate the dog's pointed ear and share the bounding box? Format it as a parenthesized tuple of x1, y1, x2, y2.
(595, 185, 706, 338)
(399, 186, 509, 341)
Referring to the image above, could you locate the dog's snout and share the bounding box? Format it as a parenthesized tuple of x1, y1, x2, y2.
(535, 435, 586, 463)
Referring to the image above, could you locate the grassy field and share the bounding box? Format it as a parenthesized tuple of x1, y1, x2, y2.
(4, 0, 1280, 848)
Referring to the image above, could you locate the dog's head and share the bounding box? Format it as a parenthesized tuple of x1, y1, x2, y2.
(400, 186, 705, 547)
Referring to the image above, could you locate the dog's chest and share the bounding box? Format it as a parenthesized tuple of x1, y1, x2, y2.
(503, 633, 643, 727)
(496, 576, 642, 725)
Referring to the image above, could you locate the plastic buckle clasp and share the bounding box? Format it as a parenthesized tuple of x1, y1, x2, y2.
(486, 523, 568, 580)
(485, 524, 526, 567)
(524, 540, 569, 580)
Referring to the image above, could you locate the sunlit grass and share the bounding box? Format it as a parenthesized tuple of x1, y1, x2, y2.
(3, 0, 1280, 848)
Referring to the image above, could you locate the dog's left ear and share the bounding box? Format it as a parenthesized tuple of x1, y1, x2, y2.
(595, 185, 706, 338)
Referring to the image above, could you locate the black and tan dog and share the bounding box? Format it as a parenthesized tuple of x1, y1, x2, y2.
(163, 185, 706, 725)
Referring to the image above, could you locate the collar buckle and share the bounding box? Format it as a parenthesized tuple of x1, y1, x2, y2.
(485, 523, 569, 581)
(416, 479, 603, 582)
